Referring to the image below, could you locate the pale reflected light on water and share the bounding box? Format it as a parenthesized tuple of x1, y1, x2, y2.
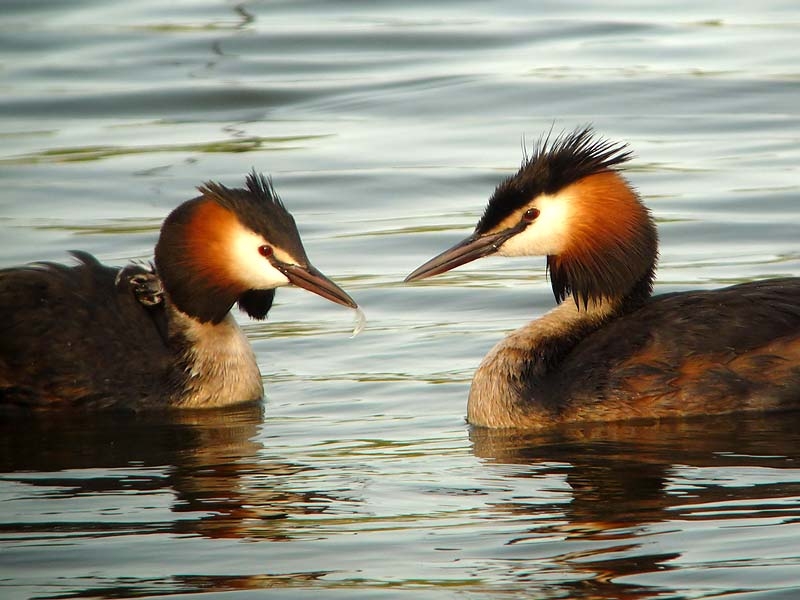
(2, 1, 800, 598)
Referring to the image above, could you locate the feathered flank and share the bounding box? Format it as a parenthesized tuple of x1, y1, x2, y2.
(477, 127, 633, 235)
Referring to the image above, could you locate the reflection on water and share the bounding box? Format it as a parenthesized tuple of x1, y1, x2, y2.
(0, 407, 346, 596)
(0, 406, 347, 543)
(469, 416, 800, 598)
(3, 409, 799, 597)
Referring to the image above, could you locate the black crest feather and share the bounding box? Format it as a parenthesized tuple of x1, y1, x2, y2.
(476, 126, 633, 234)
(197, 170, 308, 265)
(155, 171, 307, 323)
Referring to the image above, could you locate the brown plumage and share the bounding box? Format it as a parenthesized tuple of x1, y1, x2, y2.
(406, 127, 800, 428)
(0, 172, 357, 411)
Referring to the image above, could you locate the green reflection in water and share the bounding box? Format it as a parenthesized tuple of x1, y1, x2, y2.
(3, 134, 331, 165)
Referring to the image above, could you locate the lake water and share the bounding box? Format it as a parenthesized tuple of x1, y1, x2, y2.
(2, 1, 800, 598)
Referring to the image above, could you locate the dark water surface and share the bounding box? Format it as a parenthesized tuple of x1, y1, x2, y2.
(2, 1, 800, 598)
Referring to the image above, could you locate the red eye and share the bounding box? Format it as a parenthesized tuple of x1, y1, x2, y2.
(523, 207, 540, 222)
(258, 245, 273, 258)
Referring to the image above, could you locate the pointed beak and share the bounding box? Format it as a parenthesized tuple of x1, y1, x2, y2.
(279, 263, 358, 309)
(405, 227, 520, 282)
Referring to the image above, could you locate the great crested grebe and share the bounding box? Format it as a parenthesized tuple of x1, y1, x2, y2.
(0, 172, 357, 410)
(406, 127, 800, 428)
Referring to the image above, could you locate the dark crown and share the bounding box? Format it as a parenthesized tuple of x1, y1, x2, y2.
(476, 127, 633, 234)
(199, 170, 309, 265)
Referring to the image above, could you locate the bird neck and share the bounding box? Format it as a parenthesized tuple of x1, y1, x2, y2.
(467, 295, 621, 428)
(547, 171, 659, 309)
(166, 305, 263, 408)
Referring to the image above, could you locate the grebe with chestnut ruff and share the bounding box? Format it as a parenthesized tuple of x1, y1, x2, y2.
(406, 128, 800, 428)
(0, 172, 358, 410)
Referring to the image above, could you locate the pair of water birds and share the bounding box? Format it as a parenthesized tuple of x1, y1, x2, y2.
(2, 127, 800, 427)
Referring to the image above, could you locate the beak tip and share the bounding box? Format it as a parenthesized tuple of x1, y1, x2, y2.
(283, 263, 358, 310)
(403, 268, 429, 283)
(404, 231, 508, 284)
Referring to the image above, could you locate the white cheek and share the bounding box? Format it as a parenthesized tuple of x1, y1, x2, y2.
(229, 229, 290, 289)
(498, 192, 571, 257)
